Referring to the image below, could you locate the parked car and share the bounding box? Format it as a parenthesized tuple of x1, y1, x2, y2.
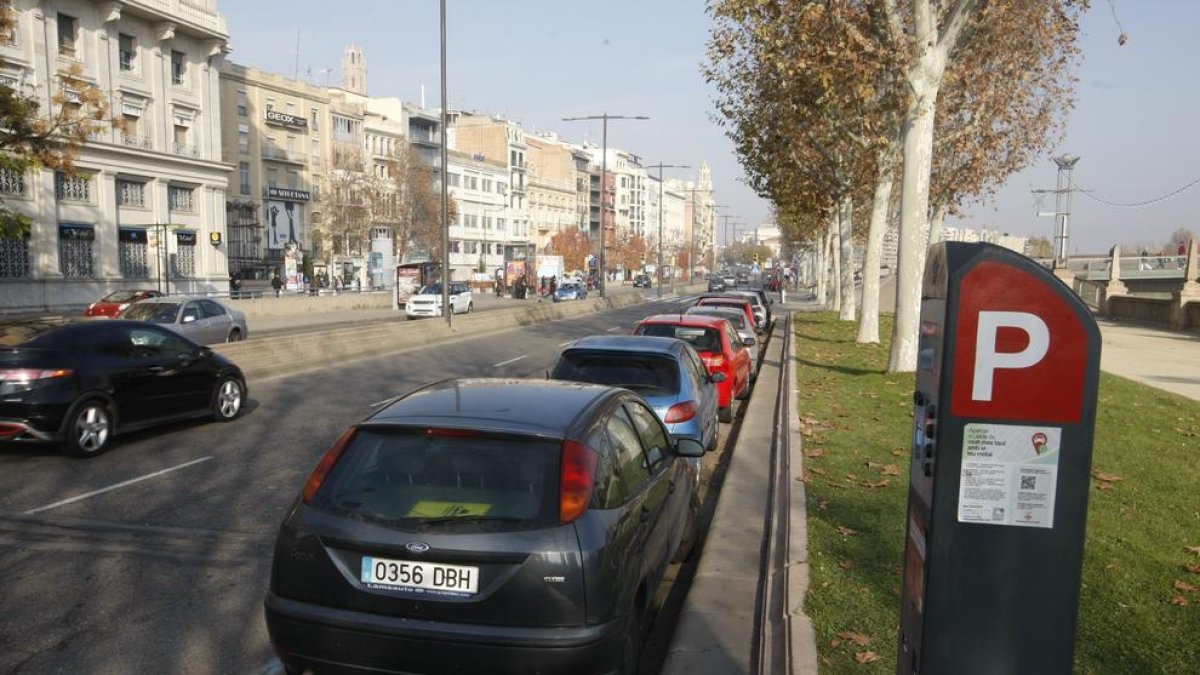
(633, 274, 652, 289)
(550, 335, 723, 482)
(0, 319, 246, 457)
(122, 297, 249, 344)
(633, 314, 751, 422)
(707, 276, 726, 292)
(265, 378, 704, 675)
(553, 283, 589, 302)
(684, 305, 759, 375)
(694, 295, 759, 334)
(725, 290, 771, 331)
(405, 282, 473, 319)
(84, 289, 164, 318)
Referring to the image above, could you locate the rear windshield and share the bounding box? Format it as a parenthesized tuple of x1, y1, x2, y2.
(310, 429, 559, 531)
(686, 308, 746, 330)
(101, 290, 143, 303)
(552, 352, 680, 394)
(636, 324, 721, 353)
(0, 321, 68, 348)
(122, 302, 180, 322)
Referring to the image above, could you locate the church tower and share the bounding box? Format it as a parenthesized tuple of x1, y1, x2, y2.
(342, 45, 367, 95)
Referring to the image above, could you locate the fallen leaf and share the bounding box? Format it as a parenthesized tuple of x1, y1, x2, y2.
(1168, 595, 1190, 607)
(865, 461, 883, 469)
(1184, 563, 1200, 574)
(1173, 580, 1199, 593)
(861, 479, 891, 489)
(805, 448, 826, 458)
(825, 481, 846, 490)
(1092, 470, 1123, 482)
(830, 638, 842, 648)
(891, 450, 906, 457)
(836, 525, 861, 537)
(881, 464, 901, 476)
(855, 651, 880, 664)
(1096, 482, 1115, 491)
(809, 467, 828, 476)
(846, 473, 859, 481)
(837, 631, 871, 646)
(1186, 546, 1200, 555)
(818, 500, 830, 510)
(838, 560, 854, 571)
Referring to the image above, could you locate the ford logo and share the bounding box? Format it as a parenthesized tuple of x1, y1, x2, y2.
(405, 541, 430, 554)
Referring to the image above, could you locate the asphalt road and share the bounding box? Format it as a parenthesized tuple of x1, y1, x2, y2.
(0, 292, 738, 675)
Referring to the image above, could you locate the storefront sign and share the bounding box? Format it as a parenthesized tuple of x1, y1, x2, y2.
(265, 109, 308, 130)
(267, 187, 311, 201)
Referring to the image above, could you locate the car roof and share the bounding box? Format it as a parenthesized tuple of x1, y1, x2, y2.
(638, 313, 728, 329)
(565, 335, 684, 356)
(697, 295, 751, 305)
(370, 378, 622, 437)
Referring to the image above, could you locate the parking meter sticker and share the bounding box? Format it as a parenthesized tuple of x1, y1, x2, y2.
(958, 423, 1061, 529)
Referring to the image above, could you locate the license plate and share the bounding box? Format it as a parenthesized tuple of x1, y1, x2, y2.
(360, 556, 479, 595)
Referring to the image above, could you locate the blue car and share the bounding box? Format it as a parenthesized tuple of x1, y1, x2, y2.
(550, 336, 723, 481)
(553, 284, 588, 302)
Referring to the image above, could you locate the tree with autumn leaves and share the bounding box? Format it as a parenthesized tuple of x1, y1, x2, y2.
(706, 0, 1087, 371)
(546, 226, 590, 272)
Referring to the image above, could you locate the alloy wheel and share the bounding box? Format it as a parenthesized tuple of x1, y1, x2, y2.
(217, 379, 243, 418)
(75, 405, 110, 453)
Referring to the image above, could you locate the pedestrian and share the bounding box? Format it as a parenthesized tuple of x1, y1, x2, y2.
(354, 276, 361, 292)
(229, 272, 242, 299)
(271, 272, 283, 297)
(549, 276, 557, 296)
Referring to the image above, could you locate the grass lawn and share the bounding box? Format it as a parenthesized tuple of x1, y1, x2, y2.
(795, 311, 1200, 674)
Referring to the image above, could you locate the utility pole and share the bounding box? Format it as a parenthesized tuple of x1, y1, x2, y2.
(439, 0, 450, 326)
(1032, 154, 1081, 269)
(646, 162, 689, 298)
(562, 114, 649, 298)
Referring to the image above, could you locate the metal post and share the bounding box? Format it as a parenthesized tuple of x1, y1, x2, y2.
(600, 117, 607, 298)
(647, 162, 689, 298)
(439, 0, 450, 326)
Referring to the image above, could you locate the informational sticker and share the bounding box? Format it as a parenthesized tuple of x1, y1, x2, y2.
(957, 423, 1061, 528)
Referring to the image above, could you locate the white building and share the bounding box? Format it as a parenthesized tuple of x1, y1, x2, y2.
(755, 222, 783, 261)
(665, 162, 716, 277)
(941, 225, 1028, 254)
(446, 150, 509, 281)
(646, 174, 687, 268)
(0, 0, 231, 312)
(449, 112, 532, 268)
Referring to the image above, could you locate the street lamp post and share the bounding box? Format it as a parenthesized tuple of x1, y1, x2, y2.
(439, 0, 451, 326)
(646, 162, 689, 298)
(561, 114, 648, 298)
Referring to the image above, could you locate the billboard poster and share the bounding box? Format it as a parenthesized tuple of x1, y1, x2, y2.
(266, 200, 302, 250)
(284, 243, 302, 290)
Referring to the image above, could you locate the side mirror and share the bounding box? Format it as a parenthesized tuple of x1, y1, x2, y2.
(743, 337, 757, 347)
(674, 437, 705, 458)
(709, 371, 727, 384)
(197, 346, 213, 359)
(182, 314, 197, 323)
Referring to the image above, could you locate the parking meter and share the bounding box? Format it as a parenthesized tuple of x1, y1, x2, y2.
(897, 242, 1101, 675)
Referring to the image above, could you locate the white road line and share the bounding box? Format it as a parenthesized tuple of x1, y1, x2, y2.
(493, 355, 527, 367)
(23, 456, 214, 515)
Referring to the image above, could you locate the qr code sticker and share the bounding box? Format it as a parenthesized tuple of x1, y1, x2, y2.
(1020, 476, 1037, 490)
(992, 507, 1005, 521)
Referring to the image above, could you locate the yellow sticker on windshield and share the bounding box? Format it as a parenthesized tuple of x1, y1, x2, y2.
(407, 501, 493, 518)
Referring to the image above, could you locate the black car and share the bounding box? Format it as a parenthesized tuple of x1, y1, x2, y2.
(707, 276, 726, 292)
(633, 273, 652, 288)
(265, 378, 704, 675)
(0, 319, 247, 457)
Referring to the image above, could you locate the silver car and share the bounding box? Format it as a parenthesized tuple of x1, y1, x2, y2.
(122, 297, 249, 344)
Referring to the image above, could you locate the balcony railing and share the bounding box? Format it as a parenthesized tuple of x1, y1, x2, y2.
(172, 142, 199, 157)
(122, 134, 154, 150)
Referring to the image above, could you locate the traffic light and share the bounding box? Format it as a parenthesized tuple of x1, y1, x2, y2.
(753, 253, 760, 265)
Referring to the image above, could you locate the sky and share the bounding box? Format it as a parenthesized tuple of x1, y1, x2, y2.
(219, 1, 1200, 255)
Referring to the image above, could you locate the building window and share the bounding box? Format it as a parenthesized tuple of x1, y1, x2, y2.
(117, 180, 146, 207)
(465, 176, 478, 190)
(118, 228, 149, 278)
(286, 170, 300, 189)
(117, 33, 136, 71)
(0, 167, 26, 196)
(310, 108, 319, 130)
(58, 224, 94, 278)
(237, 123, 249, 154)
(57, 14, 77, 58)
(311, 139, 320, 161)
(0, 234, 30, 278)
(236, 90, 248, 116)
(168, 186, 194, 212)
(55, 171, 91, 203)
(173, 123, 191, 155)
(266, 167, 278, 189)
(265, 97, 275, 112)
(447, 173, 460, 188)
(173, 232, 196, 278)
(239, 162, 250, 195)
(171, 50, 185, 85)
(482, 178, 493, 193)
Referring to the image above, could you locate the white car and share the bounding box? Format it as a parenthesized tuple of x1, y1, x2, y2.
(404, 282, 473, 319)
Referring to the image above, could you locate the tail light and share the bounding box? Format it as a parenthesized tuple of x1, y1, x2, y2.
(559, 439, 598, 524)
(701, 353, 725, 368)
(0, 369, 74, 396)
(664, 401, 697, 424)
(301, 427, 357, 504)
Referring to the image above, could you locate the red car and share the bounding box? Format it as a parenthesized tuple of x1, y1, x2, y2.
(694, 295, 758, 333)
(84, 289, 164, 318)
(634, 314, 752, 422)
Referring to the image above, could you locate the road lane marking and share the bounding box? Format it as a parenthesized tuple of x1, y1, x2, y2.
(23, 456, 214, 515)
(493, 355, 527, 367)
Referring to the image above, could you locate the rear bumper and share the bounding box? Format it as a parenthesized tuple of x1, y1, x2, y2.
(265, 592, 624, 675)
(0, 404, 69, 443)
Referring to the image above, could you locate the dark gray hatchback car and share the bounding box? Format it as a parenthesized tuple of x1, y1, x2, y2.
(265, 378, 704, 675)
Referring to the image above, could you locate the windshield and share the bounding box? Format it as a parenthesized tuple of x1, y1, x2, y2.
(101, 290, 144, 303)
(636, 324, 721, 353)
(311, 429, 558, 530)
(551, 352, 680, 393)
(121, 302, 180, 323)
(417, 284, 443, 295)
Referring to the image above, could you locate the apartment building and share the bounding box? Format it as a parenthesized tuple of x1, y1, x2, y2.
(446, 150, 508, 281)
(666, 161, 717, 276)
(526, 133, 579, 252)
(0, 0, 231, 311)
(218, 61, 327, 287)
(449, 112, 532, 264)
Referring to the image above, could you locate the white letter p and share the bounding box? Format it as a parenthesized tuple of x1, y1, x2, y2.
(973, 311, 1050, 402)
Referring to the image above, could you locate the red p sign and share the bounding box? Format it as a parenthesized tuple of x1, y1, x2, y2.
(951, 261, 1090, 423)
